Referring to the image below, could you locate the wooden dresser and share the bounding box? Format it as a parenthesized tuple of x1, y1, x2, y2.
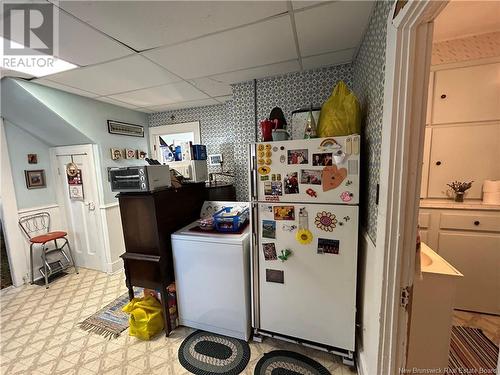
(118, 183, 206, 335)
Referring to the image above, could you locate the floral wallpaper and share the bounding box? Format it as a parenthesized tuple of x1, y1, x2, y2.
(149, 65, 353, 200)
(432, 31, 500, 65)
(352, 0, 393, 243)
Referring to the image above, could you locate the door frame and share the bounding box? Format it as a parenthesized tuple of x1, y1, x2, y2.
(376, 1, 447, 374)
(50, 144, 108, 272)
(149, 121, 201, 160)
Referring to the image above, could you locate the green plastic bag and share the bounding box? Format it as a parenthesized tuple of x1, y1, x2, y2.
(317, 81, 361, 137)
(122, 296, 164, 340)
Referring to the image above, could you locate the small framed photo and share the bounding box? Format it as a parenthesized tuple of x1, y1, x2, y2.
(25, 170, 46, 189)
(208, 154, 223, 166)
(111, 148, 123, 160)
(27, 154, 38, 164)
(124, 149, 136, 159)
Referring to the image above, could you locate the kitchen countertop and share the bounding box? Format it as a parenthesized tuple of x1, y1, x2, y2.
(420, 243, 463, 277)
(420, 198, 500, 211)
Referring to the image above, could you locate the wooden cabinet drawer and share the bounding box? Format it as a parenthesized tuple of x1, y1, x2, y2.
(440, 213, 500, 232)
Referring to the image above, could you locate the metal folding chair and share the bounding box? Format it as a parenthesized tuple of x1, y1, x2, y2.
(18, 212, 78, 288)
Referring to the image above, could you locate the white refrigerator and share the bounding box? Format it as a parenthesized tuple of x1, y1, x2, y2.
(249, 135, 360, 362)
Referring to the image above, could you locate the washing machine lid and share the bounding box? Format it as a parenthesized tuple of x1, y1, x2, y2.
(172, 221, 250, 244)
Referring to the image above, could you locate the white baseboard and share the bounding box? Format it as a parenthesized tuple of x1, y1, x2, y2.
(108, 259, 123, 274)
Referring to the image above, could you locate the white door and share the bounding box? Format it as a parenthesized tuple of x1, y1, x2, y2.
(54, 147, 103, 271)
(257, 202, 358, 351)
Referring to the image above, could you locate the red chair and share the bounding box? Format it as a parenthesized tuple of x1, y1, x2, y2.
(19, 212, 78, 288)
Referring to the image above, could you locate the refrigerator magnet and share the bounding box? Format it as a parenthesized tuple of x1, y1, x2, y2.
(278, 249, 292, 262)
(340, 191, 353, 202)
(264, 181, 272, 195)
(318, 138, 341, 152)
(282, 224, 297, 232)
(296, 229, 313, 245)
(315, 211, 338, 232)
(273, 206, 295, 220)
(263, 243, 278, 260)
(284, 172, 299, 194)
(312, 153, 333, 166)
(322, 166, 347, 191)
(287, 149, 309, 164)
(317, 238, 340, 255)
(260, 175, 269, 181)
(266, 269, 284, 284)
(262, 220, 276, 239)
(300, 169, 322, 185)
(306, 188, 318, 198)
(258, 166, 271, 175)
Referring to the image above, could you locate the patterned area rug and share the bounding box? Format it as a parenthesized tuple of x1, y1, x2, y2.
(178, 330, 250, 375)
(449, 325, 498, 372)
(78, 288, 140, 339)
(254, 350, 331, 375)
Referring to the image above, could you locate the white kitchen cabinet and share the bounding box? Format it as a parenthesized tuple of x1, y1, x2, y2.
(420, 127, 432, 198)
(438, 232, 500, 315)
(427, 124, 500, 199)
(418, 206, 500, 315)
(432, 63, 500, 124)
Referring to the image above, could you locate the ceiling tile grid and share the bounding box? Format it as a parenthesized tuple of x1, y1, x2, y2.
(23, 1, 376, 112)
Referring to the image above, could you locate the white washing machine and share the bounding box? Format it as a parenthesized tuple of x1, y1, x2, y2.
(171, 202, 251, 340)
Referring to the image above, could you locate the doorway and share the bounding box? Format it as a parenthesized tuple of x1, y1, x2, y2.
(0, 220, 13, 289)
(51, 145, 105, 272)
(149, 121, 201, 163)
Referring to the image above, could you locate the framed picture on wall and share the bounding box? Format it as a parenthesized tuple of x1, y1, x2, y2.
(108, 120, 144, 137)
(25, 170, 46, 189)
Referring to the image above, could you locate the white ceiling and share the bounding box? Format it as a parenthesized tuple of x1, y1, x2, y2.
(3, 1, 375, 113)
(433, 0, 500, 43)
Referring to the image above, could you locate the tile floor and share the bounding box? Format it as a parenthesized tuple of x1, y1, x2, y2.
(0, 268, 357, 375)
(452, 309, 500, 345)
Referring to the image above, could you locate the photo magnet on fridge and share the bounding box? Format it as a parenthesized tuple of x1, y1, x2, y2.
(263, 243, 278, 260)
(300, 169, 322, 185)
(284, 172, 299, 194)
(312, 153, 333, 166)
(262, 220, 277, 239)
(287, 149, 309, 164)
(266, 269, 284, 284)
(317, 238, 340, 254)
(273, 206, 295, 221)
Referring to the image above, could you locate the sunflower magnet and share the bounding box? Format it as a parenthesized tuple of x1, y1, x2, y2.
(296, 207, 313, 245)
(315, 211, 338, 232)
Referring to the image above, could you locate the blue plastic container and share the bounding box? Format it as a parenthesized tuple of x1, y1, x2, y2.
(213, 207, 249, 232)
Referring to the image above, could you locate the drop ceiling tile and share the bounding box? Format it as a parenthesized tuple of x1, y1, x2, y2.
(94, 96, 140, 109)
(57, 11, 132, 66)
(0, 68, 34, 79)
(58, 1, 288, 51)
(143, 16, 297, 79)
(292, 1, 329, 11)
(295, 1, 374, 56)
(148, 98, 220, 112)
(189, 78, 232, 97)
(46, 55, 181, 96)
(33, 79, 99, 98)
(301, 49, 356, 70)
(210, 60, 300, 84)
(109, 81, 209, 107)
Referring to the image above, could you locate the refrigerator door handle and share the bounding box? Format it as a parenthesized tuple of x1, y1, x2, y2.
(248, 144, 258, 201)
(250, 202, 260, 329)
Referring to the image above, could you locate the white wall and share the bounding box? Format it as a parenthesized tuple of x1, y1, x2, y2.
(356, 231, 383, 375)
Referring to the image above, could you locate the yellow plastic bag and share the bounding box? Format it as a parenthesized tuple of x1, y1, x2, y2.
(317, 81, 361, 137)
(122, 296, 164, 340)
